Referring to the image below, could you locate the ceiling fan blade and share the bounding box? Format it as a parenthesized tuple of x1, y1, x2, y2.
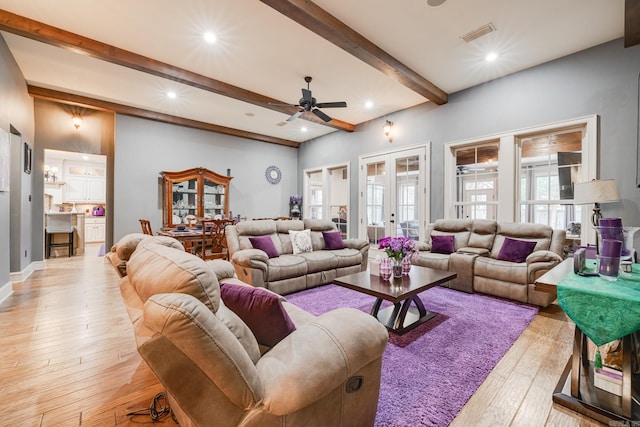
(302, 88, 313, 104)
(287, 110, 304, 122)
(312, 108, 332, 122)
(315, 101, 347, 108)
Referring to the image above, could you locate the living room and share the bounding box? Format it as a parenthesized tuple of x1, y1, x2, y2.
(1, 1, 640, 425)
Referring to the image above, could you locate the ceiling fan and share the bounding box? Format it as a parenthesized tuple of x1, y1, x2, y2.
(274, 76, 347, 123)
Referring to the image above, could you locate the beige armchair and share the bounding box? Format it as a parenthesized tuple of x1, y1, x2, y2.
(117, 236, 388, 427)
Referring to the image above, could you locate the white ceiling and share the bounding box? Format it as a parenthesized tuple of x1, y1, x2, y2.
(0, 0, 625, 144)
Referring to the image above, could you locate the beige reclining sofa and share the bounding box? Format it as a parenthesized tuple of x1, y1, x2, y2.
(413, 219, 565, 307)
(226, 219, 369, 295)
(109, 234, 388, 427)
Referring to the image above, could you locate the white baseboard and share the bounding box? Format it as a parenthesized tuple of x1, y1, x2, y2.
(0, 280, 13, 304)
(9, 260, 46, 284)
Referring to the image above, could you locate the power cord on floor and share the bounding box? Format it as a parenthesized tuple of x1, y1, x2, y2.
(127, 391, 178, 423)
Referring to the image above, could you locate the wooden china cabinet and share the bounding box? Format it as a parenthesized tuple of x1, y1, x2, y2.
(161, 167, 232, 227)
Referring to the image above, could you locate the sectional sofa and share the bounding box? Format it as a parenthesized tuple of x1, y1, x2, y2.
(226, 219, 369, 295)
(413, 219, 566, 307)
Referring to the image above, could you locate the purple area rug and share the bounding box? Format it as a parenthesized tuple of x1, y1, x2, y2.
(285, 284, 538, 427)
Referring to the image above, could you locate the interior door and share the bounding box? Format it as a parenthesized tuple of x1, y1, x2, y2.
(361, 147, 427, 244)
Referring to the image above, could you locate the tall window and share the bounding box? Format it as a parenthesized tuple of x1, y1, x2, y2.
(307, 170, 323, 219)
(518, 130, 583, 230)
(304, 163, 350, 236)
(453, 143, 499, 220)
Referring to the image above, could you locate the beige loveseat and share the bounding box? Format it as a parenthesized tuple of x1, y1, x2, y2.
(226, 219, 369, 295)
(413, 219, 565, 307)
(110, 234, 388, 427)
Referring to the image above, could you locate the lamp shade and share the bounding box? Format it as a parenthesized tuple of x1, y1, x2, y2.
(573, 179, 620, 205)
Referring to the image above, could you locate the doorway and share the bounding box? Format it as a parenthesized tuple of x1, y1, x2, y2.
(359, 145, 430, 244)
(44, 149, 107, 257)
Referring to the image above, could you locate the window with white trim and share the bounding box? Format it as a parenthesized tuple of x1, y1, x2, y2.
(453, 143, 499, 220)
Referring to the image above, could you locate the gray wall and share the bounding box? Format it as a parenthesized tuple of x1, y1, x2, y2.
(113, 115, 298, 241)
(33, 99, 115, 256)
(0, 35, 34, 292)
(300, 38, 640, 235)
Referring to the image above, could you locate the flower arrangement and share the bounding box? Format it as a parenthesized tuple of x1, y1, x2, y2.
(289, 195, 303, 205)
(378, 236, 418, 262)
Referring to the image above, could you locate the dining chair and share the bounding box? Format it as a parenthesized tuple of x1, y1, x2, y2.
(139, 219, 153, 235)
(198, 218, 236, 260)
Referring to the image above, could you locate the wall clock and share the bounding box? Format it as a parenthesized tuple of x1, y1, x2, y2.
(265, 165, 282, 184)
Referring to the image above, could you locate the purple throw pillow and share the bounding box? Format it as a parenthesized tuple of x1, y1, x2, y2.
(249, 235, 279, 258)
(431, 234, 455, 254)
(323, 231, 345, 250)
(497, 237, 537, 263)
(220, 283, 296, 347)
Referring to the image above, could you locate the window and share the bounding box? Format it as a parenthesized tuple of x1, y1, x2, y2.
(453, 143, 499, 220)
(304, 163, 350, 236)
(518, 130, 583, 230)
(444, 115, 597, 244)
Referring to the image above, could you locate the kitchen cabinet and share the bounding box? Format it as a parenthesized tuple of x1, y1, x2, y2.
(85, 217, 105, 243)
(161, 167, 232, 227)
(63, 161, 106, 203)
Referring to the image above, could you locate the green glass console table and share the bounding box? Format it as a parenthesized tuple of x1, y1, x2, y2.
(554, 261, 640, 422)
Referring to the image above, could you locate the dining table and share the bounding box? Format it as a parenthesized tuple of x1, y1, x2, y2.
(157, 227, 204, 253)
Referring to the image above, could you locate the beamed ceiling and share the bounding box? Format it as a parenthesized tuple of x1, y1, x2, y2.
(0, 1, 632, 148)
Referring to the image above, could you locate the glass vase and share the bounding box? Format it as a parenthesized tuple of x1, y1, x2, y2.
(401, 256, 412, 275)
(379, 257, 392, 280)
(392, 258, 403, 278)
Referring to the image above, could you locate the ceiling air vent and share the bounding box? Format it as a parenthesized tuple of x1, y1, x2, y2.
(461, 23, 496, 43)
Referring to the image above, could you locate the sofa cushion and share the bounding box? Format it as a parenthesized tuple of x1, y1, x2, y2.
(249, 235, 279, 258)
(474, 256, 529, 285)
(267, 254, 308, 281)
(497, 237, 537, 263)
(431, 234, 455, 254)
(322, 231, 345, 250)
(298, 250, 339, 273)
(290, 229, 313, 254)
(330, 248, 363, 268)
(220, 283, 296, 347)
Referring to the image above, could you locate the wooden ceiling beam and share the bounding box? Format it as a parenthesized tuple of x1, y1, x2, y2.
(625, 0, 640, 48)
(260, 0, 448, 105)
(28, 86, 301, 148)
(0, 9, 353, 133)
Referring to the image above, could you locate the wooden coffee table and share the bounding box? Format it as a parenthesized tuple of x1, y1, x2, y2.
(334, 265, 457, 334)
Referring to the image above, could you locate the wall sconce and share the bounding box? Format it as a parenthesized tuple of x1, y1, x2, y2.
(383, 120, 393, 142)
(44, 165, 58, 182)
(72, 115, 83, 130)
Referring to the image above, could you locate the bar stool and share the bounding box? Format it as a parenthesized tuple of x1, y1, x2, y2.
(45, 213, 75, 259)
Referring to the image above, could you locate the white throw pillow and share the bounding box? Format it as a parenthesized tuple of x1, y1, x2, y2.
(290, 229, 313, 254)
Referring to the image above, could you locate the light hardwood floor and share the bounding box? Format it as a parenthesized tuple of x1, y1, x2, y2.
(1, 246, 604, 426)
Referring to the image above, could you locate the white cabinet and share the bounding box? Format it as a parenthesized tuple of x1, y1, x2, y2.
(85, 217, 105, 243)
(63, 161, 106, 203)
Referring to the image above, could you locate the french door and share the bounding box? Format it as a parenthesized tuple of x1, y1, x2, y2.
(359, 146, 429, 244)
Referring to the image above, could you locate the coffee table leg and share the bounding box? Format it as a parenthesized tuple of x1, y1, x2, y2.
(370, 298, 383, 317)
(394, 296, 428, 330)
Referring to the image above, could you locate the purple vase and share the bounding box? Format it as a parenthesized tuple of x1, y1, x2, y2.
(380, 258, 392, 280)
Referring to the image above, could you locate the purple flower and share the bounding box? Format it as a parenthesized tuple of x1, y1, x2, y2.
(378, 236, 417, 261)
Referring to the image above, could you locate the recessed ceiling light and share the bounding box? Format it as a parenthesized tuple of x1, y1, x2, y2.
(167, 91, 177, 99)
(82, 155, 89, 161)
(485, 52, 498, 62)
(301, 127, 308, 133)
(365, 100, 374, 109)
(203, 32, 217, 44)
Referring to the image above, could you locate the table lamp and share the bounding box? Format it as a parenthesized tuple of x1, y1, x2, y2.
(573, 179, 621, 226)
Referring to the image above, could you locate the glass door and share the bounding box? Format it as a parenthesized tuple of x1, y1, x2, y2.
(361, 146, 427, 244)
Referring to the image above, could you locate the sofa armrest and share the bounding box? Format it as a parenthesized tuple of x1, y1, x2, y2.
(526, 250, 562, 265)
(256, 307, 388, 415)
(205, 259, 237, 281)
(343, 238, 369, 251)
(231, 249, 269, 269)
(416, 241, 430, 251)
